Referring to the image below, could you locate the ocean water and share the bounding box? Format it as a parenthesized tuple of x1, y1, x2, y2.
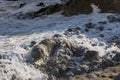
(0, 0, 120, 80)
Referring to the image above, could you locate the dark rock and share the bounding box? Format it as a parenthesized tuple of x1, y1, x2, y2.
(98, 26, 104, 31)
(29, 41, 36, 47)
(85, 22, 95, 29)
(31, 39, 79, 64)
(53, 34, 62, 38)
(62, 0, 93, 16)
(64, 27, 81, 36)
(84, 28, 89, 32)
(20, 44, 29, 50)
(0, 55, 1, 59)
(101, 59, 119, 68)
(112, 52, 120, 61)
(115, 75, 120, 80)
(37, 2, 45, 7)
(64, 31, 72, 37)
(98, 21, 107, 24)
(35, 3, 63, 16)
(16, 3, 63, 19)
(63, 0, 120, 16)
(83, 50, 100, 62)
(111, 36, 119, 41)
(99, 34, 104, 38)
(19, 3, 26, 8)
(107, 15, 120, 22)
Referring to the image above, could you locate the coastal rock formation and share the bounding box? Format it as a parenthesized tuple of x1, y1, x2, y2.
(30, 28, 120, 79)
(31, 38, 102, 79)
(31, 39, 79, 64)
(63, 0, 120, 16)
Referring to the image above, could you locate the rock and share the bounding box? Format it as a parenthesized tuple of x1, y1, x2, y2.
(62, 0, 93, 16)
(66, 71, 74, 76)
(31, 38, 101, 78)
(115, 75, 120, 80)
(98, 21, 107, 24)
(64, 31, 72, 37)
(107, 15, 120, 22)
(17, 3, 63, 19)
(85, 22, 95, 29)
(86, 73, 97, 79)
(0, 55, 1, 59)
(98, 26, 104, 31)
(83, 50, 100, 62)
(37, 2, 45, 7)
(19, 3, 26, 8)
(63, 0, 120, 16)
(64, 27, 81, 36)
(84, 28, 89, 32)
(30, 38, 119, 79)
(99, 34, 104, 38)
(53, 34, 62, 38)
(112, 52, 120, 61)
(29, 41, 36, 47)
(20, 44, 29, 50)
(70, 65, 120, 80)
(31, 39, 79, 64)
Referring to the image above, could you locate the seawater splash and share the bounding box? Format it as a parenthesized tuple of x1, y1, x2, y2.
(91, 3, 101, 14)
(0, 0, 120, 79)
(0, 36, 48, 80)
(0, 60, 48, 80)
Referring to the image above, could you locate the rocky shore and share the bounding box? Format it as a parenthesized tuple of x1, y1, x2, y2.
(29, 15, 120, 79)
(0, 0, 120, 80)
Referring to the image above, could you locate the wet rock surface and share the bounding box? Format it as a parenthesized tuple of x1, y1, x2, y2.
(29, 16, 120, 79)
(0, 0, 120, 80)
(30, 38, 120, 79)
(1, 0, 120, 19)
(63, 0, 120, 16)
(16, 3, 63, 19)
(70, 65, 120, 80)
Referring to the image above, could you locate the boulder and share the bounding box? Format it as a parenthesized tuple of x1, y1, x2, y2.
(112, 52, 120, 62)
(64, 27, 81, 36)
(83, 50, 100, 62)
(31, 39, 79, 64)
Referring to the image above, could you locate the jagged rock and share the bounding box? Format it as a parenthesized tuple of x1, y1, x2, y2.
(37, 2, 45, 7)
(98, 21, 107, 24)
(53, 34, 62, 38)
(85, 22, 95, 29)
(31, 39, 79, 64)
(17, 3, 63, 19)
(97, 26, 104, 31)
(31, 38, 120, 79)
(31, 38, 102, 79)
(62, 0, 93, 15)
(70, 65, 120, 80)
(19, 3, 26, 8)
(112, 52, 120, 61)
(63, 0, 120, 16)
(107, 15, 120, 22)
(99, 34, 104, 38)
(29, 41, 36, 47)
(64, 27, 81, 36)
(83, 50, 100, 62)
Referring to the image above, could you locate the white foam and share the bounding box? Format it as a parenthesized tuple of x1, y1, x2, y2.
(0, 0, 120, 79)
